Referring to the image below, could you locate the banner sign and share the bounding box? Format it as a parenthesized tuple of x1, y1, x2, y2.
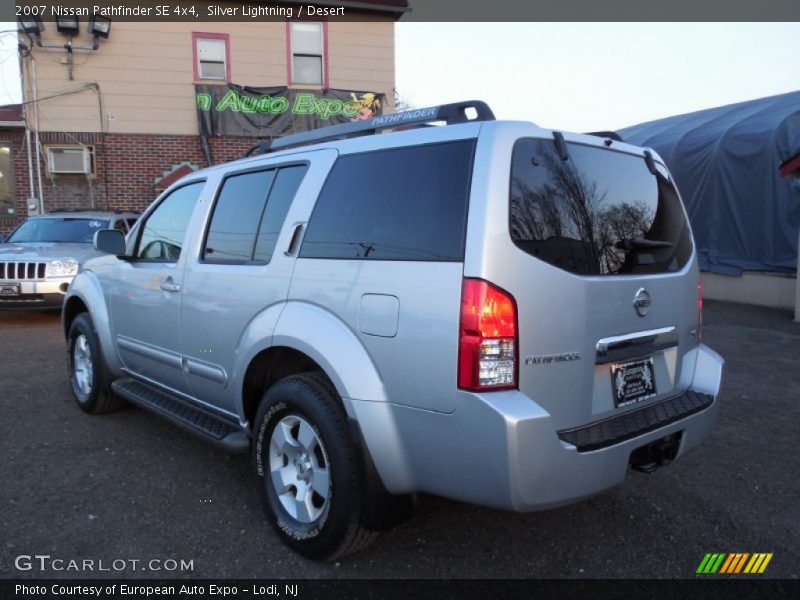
(195, 84, 385, 138)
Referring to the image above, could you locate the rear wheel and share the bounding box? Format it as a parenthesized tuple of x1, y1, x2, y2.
(253, 372, 378, 560)
(67, 313, 124, 414)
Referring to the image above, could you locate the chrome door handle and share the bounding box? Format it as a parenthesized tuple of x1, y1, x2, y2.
(160, 280, 181, 293)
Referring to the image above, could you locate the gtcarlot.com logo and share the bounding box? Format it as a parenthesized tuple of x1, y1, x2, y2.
(696, 552, 773, 574)
(14, 554, 194, 573)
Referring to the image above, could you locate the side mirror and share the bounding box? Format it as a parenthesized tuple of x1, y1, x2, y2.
(94, 229, 126, 255)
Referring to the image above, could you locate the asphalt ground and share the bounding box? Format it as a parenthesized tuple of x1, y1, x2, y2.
(1, 300, 798, 579)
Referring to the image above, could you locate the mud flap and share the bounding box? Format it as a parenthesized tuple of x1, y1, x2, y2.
(349, 418, 416, 530)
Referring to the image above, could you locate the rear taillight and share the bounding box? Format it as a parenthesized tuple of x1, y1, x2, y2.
(698, 277, 704, 314)
(697, 277, 704, 341)
(458, 278, 518, 391)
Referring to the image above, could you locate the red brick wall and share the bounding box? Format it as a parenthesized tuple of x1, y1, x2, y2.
(0, 130, 256, 234)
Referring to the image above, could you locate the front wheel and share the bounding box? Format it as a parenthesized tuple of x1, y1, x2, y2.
(253, 373, 378, 560)
(67, 313, 124, 414)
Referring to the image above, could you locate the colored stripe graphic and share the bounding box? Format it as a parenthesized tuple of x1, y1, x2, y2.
(732, 553, 749, 573)
(759, 554, 774, 573)
(697, 553, 727, 574)
(710, 553, 726, 573)
(698, 552, 773, 574)
(696, 553, 713, 573)
(719, 554, 736, 573)
(738, 553, 752, 573)
(744, 554, 760, 573)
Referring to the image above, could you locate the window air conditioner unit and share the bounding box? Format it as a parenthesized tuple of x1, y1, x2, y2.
(47, 146, 92, 174)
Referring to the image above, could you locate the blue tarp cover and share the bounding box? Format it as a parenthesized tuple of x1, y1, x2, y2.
(619, 91, 800, 275)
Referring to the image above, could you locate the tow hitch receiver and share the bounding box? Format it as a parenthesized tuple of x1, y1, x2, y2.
(629, 432, 682, 473)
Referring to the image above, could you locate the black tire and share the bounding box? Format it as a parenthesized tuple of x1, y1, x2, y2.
(253, 372, 378, 560)
(67, 312, 125, 415)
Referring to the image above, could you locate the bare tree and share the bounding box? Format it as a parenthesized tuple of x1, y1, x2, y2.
(393, 89, 414, 112)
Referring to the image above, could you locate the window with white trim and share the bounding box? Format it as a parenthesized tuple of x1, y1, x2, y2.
(196, 37, 228, 80)
(290, 22, 324, 86)
(0, 143, 14, 215)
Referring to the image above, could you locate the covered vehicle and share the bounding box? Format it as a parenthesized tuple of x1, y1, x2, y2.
(619, 91, 800, 275)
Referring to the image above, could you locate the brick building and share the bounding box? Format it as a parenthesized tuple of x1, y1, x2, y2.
(0, 1, 406, 234)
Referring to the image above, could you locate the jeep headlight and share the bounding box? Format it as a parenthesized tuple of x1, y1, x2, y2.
(46, 259, 79, 277)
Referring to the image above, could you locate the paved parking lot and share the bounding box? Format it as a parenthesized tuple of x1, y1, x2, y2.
(1, 301, 798, 579)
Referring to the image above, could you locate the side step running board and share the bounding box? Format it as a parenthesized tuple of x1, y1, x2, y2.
(111, 378, 249, 453)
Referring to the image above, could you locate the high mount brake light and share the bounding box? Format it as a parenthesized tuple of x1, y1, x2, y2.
(458, 279, 518, 391)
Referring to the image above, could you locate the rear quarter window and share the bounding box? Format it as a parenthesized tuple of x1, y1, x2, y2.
(300, 140, 476, 261)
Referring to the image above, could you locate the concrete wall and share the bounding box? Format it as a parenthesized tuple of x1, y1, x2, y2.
(701, 271, 797, 313)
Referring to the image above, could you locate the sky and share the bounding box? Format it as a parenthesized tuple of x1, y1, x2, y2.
(1, 22, 798, 131)
(395, 23, 799, 131)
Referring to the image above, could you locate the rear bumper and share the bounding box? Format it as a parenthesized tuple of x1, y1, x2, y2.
(556, 390, 713, 452)
(0, 278, 71, 310)
(353, 343, 723, 511)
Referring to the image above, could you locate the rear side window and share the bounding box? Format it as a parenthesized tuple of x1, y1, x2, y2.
(254, 166, 308, 263)
(300, 140, 475, 261)
(203, 165, 307, 264)
(509, 138, 692, 276)
(204, 170, 276, 263)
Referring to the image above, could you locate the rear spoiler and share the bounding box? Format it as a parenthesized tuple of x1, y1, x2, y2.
(585, 131, 624, 142)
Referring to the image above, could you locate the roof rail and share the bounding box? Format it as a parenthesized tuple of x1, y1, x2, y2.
(242, 100, 495, 158)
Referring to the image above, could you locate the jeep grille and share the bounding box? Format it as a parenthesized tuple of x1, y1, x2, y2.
(0, 261, 47, 280)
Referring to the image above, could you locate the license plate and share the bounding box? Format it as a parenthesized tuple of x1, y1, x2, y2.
(0, 283, 20, 296)
(611, 357, 656, 407)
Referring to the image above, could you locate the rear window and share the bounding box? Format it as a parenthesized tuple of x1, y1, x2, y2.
(300, 140, 475, 261)
(509, 138, 692, 276)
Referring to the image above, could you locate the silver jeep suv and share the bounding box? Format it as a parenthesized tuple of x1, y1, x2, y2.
(62, 102, 723, 560)
(0, 210, 138, 309)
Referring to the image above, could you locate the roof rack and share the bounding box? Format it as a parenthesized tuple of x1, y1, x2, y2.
(242, 100, 495, 158)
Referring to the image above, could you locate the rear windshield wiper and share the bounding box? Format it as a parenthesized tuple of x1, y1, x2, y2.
(552, 131, 570, 161)
(615, 237, 674, 251)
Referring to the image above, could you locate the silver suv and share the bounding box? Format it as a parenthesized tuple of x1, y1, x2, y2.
(62, 102, 723, 560)
(0, 211, 138, 309)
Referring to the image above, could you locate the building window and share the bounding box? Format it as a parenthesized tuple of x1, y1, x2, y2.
(0, 143, 14, 215)
(193, 32, 230, 81)
(46, 146, 95, 175)
(289, 22, 325, 86)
